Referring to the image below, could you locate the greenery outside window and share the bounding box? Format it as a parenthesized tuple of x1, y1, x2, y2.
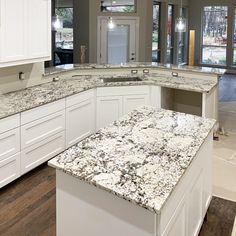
(152, 1, 161, 62)
(100, 0, 135, 13)
(201, 6, 228, 66)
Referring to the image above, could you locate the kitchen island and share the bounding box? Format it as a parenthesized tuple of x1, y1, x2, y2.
(49, 106, 215, 236)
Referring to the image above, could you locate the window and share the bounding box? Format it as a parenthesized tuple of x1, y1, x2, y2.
(55, 8, 73, 50)
(100, 0, 135, 13)
(201, 6, 228, 65)
(234, 7, 236, 65)
(166, 5, 174, 64)
(152, 1, 161, 62)
(178, 8, 187, 64)
(54, 7, 73, 66)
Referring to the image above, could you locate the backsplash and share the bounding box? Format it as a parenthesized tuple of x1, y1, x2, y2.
(0, 63, 50, 94)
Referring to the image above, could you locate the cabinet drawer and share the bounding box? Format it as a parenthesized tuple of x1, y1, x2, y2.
(66, 90, 94, 108)
(0, 152, 20, 188)
(21, 131, 65, 174)
(0, 114, 20, 134)
(0, 128, 20, 161)
(21, 110, 65, 149)
(97, 86, 150, 97)
(66, 98, 95, 148)
(21, 99, 65, 125)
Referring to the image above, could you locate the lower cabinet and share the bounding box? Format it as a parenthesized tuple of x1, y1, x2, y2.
(96, 86, 150, 129)
(21, 131, 65, 174)
(66, 91, 95, 148)
(96, 96, 123, 129)
(0, 152, 20, 188)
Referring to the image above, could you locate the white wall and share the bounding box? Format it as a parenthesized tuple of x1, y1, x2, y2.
(0, 63, 49, 94)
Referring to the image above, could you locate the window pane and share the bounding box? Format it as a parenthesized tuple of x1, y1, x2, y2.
(152, 1, 160, 62)
(202, 46, 226, 65)
(202, 6, 228, 65)
(167, 5, 174, 63)
(202, 6, 227, 46)
(101, 0, 135, 13)
(234, 8, 236, 64)
(55, 8, 73, 50)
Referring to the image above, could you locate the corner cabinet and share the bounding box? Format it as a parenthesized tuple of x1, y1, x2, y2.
(0, 0, 51, 67)
(96, 86, 150, 129)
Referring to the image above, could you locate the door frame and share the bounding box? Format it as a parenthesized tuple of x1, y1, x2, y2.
(97, 16, 140, 64)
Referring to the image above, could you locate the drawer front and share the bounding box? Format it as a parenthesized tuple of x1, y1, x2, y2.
(0, 152, 20, 188)
(66, 89, 94, 108)
(21, 99, 65, 125)
(97, 86, 150, 97)
(21, 131, 65, 174)
(0, 114, 20, 134)
(66, 98, 95, 148)
(21, 110, 65, 149)
(0, 128, 20, 161)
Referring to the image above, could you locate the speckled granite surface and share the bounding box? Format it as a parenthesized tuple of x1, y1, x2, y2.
(0, 73, 217, 120)
(44, 62, 225, 76)
(49, 106, 215, 213)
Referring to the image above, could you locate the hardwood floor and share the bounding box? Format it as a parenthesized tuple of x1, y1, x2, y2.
(0, 164, 235, 236)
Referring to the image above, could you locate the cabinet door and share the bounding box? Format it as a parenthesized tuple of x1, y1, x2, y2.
(0, 152, 20, 188)
(0, 0, 27, 62)
(123, 94, 149, 115)
(66, 98, 95, 148)
(96, 96, 123, 129)
(27, 0, 51, 59)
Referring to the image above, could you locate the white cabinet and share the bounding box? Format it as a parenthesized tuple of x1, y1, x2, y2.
(27, 0, 51, 59)
(21, 99, 66, 174)
(0, 115, 20, 188)
(21, 131, 65, 174)
(66, 90, 95, 148)
(96, 96, 123, 129)
(0, 0, 26, 63)
(96, 86, 150, 129)
(0, 0, 51, 67)
(123, 94, 149, 114)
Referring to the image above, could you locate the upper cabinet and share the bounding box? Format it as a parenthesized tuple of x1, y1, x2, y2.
(0, 0, 51, 68)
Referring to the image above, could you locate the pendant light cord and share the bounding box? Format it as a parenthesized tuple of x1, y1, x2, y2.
(180, 0, 183, 17)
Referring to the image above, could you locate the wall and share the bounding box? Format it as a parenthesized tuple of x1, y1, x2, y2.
(188, 0, 235, 67)
(0, 63, 51, 94)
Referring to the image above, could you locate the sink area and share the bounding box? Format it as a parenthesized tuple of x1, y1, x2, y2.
(101, 77, 143, 83)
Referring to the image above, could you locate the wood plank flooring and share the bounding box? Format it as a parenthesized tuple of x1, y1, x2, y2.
(0, 163, 235, 236)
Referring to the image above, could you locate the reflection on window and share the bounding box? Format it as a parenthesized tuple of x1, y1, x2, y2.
(55, 8, 73, 50)
(178, 8, 187, 64)
(201, 6, 228, 65)
(152, 1, 161, 62)
(167, 5, 174, 64)
(100, 0, 135, 13)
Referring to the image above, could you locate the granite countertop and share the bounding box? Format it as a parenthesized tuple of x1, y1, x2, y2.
(0, 73, 217, 120)
(44, 62, 225, 76)
(48, 106, 215, 213)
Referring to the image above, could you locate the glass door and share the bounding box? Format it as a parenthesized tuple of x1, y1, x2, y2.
(99, 18, 138, 64)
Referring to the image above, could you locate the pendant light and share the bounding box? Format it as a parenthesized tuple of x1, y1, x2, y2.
(107, 0, 116, 30)
(52, 0, 63, 31)
(175, 0, 187, 33)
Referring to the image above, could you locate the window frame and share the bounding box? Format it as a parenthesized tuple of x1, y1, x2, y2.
(100, 0, 137, 13)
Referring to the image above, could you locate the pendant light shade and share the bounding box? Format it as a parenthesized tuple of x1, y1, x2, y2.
(175, 0, 187, 33)
(52, 15, 63, 31)
(175, 17, 187, 33)
(108, 17, 116, 30)
(107, 0, 116, 30)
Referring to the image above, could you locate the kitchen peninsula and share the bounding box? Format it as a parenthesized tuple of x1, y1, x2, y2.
(49, 106, 215, 236)
(0, 64, 219, 189)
